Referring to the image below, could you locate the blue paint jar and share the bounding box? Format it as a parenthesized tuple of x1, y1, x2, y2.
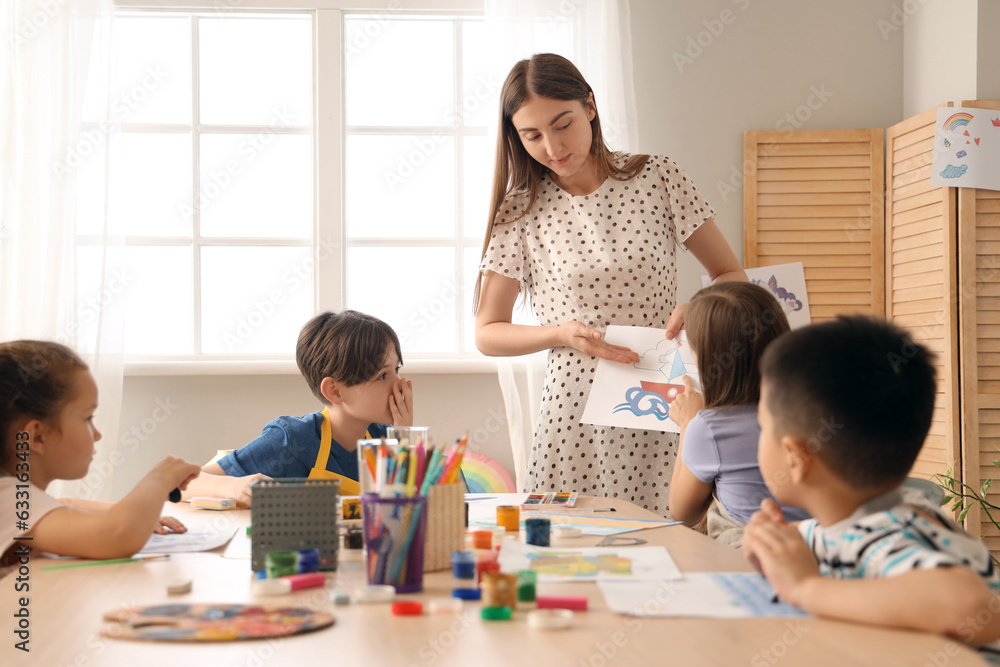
(451, 550, 476, 579)
(297, 548, 320, 574)
(525, 517, 551, 547)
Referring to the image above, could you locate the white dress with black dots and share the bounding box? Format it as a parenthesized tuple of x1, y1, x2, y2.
(480, 154, 715, 517)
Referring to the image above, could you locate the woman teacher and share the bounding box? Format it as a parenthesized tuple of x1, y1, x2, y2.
(474, 54, 746, 517)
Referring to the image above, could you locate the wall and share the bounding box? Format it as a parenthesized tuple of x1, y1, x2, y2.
(902, 0, 977, 118)
(107, 0, 909, 500)
(630, 0, 904, 301)
(111, 371, 510, 498)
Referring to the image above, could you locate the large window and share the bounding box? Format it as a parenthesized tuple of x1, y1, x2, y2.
(87, 6, 565, 365)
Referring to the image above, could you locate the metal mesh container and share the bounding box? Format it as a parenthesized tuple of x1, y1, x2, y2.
(250, 478, 340, 572)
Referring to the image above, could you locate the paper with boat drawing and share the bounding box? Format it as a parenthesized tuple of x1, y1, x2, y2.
(580, 326, 699, 433)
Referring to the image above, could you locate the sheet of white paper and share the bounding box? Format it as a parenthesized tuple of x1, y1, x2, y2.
(497, 539, 682, 582)
(138, 526, 238, 555)
(930, 106, 1000, 191)
(702, 261, 811, 330)
(580, 327, 698, 433)
(222, 527, 252, 559)
(598, 573, 808, 618)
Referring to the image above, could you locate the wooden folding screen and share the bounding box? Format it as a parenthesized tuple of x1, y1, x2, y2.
(745, 103, 1000, 552)
(743, 129, 885, 322)
(956, 100, 1000, 553)
(885, 109, 960, 482)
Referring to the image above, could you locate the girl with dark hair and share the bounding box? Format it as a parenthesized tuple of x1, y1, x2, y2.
(0, 340, 200, 566)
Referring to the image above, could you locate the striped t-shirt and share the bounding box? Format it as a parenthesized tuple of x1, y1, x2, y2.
(798, 487, 999, 589)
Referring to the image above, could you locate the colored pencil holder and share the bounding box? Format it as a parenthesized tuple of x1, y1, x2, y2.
(423, 482, 466, 572)
(361, 493, 428, 593)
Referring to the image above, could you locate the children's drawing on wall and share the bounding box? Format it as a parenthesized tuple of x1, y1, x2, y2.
(702, 261, 812, 330)
(580, 326, 699, 433)
(930, 107, 1000, 191)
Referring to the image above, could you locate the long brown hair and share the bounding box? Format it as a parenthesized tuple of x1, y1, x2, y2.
(0, 341, 89, 467)
(685, 282, 790, 409)
(473, 53, 649, 311)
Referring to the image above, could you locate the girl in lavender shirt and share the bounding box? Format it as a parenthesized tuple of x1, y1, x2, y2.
(667, 282, 808, 546)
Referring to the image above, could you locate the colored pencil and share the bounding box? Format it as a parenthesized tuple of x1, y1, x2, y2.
(42, 554, 169, 571)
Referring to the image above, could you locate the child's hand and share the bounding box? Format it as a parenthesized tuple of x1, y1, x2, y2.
(758, 498, 787, 525)
(743, 499, 789, 574)
(226, 473, 271, 507)
(743, 511, 818, 607)
(669, 375, 704, 429)
(154, 516, 188, 535)
(390, 377, 414, 426)
(148, 456, 202, 494)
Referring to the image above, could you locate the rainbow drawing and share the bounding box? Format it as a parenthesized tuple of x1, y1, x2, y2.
(460, 451, 516, 493)
(944, 112, 974, 132)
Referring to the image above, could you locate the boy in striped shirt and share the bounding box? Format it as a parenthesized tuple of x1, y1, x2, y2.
(745, 315, 1000, 645)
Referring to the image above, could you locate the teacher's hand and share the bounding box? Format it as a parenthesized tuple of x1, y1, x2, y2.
(665, 302, 688, 340)
(560, 322, 640, 364)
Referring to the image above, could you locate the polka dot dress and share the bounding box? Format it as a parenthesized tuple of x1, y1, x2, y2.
(481, 154, 715, 517)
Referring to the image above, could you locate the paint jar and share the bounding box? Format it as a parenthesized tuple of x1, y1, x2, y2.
(517, 570, 537, 604)
(525, 517, 551, 547)
(297, 548, 320, 574)
(451, 550, 476, 579)
(496, 505, 520, 532)
(477, 559, 501, 586)
(345, 525, 364, 550)
(265, 550, 298, 578)
(470, 530, 493, 550)
(481, 571, 518, 609)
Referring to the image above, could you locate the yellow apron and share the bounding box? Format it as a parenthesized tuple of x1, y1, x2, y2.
(307, 408, 365, 495)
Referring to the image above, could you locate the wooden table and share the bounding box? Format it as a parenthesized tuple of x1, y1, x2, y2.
(0, 495, 985, 666)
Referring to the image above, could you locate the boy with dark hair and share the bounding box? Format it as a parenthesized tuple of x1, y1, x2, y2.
(184, 310, 413, 503)
(745, 315, 1000, 644)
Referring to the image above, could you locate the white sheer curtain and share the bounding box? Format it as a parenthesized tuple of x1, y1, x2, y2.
(1, 0, 124, 500)
(483, 0, 638, 491)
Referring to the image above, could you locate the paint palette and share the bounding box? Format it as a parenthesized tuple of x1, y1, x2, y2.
(100, 603, 334, 642)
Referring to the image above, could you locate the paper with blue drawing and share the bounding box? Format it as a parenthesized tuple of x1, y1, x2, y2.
(580, 326, 699, 433)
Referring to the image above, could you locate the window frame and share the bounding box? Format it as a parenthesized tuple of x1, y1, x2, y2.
(111, 0, 497, 376)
